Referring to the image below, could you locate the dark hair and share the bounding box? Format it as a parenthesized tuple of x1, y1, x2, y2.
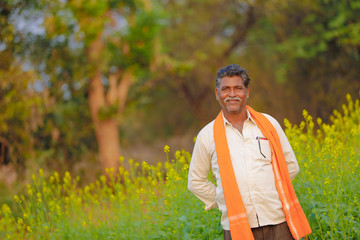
(216, 64, 250, 88)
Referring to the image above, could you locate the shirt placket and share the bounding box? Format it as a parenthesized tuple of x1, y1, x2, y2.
(243, 119, 262, 228)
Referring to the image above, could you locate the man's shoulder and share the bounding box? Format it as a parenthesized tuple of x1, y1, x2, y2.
(261, 113, 278, 124)
(195, 120, 216, 144)
(197, 120, 215, 137)
(194, 120, 216, 151)
(260, 113, 283, 132)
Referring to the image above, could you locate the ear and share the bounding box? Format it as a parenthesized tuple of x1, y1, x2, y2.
(246, 86, 250, 99)
(215, 88, 219, 101)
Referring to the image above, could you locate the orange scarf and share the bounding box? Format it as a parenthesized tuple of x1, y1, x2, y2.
(213, 106, 311, 240)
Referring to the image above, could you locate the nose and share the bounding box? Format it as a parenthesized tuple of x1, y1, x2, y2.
(229, 88, 236, 97)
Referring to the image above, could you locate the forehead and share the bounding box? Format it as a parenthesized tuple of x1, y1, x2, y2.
(218, 76, 244, 87)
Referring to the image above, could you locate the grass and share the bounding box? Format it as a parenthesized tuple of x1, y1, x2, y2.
(1, 93, 359, 239)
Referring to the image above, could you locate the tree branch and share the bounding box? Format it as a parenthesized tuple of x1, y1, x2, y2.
(223, 5, 256, 58)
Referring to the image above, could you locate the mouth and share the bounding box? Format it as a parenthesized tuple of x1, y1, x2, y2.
(226, 100, 239, 103)
(225, 97, 241, 103)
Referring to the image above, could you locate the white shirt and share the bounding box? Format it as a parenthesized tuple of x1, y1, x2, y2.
(187, 110, 299, 230)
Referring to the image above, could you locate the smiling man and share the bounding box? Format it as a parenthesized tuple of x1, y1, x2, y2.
(188, 64, 311, 240)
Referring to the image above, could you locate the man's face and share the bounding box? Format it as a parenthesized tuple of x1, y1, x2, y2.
(215, 76, 249, 115)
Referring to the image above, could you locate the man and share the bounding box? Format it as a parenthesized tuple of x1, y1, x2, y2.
(188, 64, 311, 240)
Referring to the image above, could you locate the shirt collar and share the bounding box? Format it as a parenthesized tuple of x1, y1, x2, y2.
(222, 109, 257, 126)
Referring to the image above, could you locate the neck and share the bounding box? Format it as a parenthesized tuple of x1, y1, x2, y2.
(223, 109, 248, 125)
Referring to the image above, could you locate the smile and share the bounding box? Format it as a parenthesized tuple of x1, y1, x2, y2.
(225, 97, 241, 102)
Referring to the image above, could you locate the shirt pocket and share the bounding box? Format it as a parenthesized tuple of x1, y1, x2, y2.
(255, 137, 272, 162)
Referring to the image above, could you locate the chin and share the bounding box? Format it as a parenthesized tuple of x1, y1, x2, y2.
(227, 108, 241, 114)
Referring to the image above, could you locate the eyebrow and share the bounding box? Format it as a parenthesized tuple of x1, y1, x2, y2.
(221, 85, 243, 89)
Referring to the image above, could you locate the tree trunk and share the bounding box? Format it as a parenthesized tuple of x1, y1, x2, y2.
(86, 26, 136, 173)
(88, 70, 121, 172)
(117, 70, 133, 113)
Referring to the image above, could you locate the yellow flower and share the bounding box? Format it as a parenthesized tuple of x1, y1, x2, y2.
(163, 145, 170, 153)
(142, 161, 148, 169)
(151, 180, 157, 187)
(119, 156, 125, 164)
(27, 188, 33, 196)
(54, 172, 60, 182)
(17, 218, 23, 225)
(84, 185, 90, 194)
(49, 175, 54, 184)
(129, 159, 134, 166)
(317, 117, 322, 126)
(175, 150, 181, 159)
(110, 194, 116, 202)
(63, 171, 71, 184)
(100, 175, 106, 184)
(179, 156, 186, 164)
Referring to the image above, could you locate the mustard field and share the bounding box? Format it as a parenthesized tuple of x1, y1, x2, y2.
(1, 94, 359, 239)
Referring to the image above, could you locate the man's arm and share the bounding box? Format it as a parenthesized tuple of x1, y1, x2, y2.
(266, 115, 300, 180)
(188, 132, 218, 210)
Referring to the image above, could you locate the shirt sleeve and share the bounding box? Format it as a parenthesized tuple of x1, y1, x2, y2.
(266, 115, 300, 180)
(187, 130, 218, 210)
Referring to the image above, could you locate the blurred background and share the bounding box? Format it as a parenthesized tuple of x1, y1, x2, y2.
(0, 0, 359, 196)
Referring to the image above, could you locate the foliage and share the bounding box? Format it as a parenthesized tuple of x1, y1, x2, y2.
(0, 0, 163, 171)
(0, 0, 44, 167)
(243, 0, 360, 121)
(269, 0, 360, 59)
(285, 93, 360, 239)
(0, 65, 42, 166)
(1, 94, 360, 239)
(0, 150, 222, 239)
(121, 0, 360, 144)
(248, 0, 360, 75)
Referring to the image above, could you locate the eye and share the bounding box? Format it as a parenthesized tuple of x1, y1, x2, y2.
(221, 87, 230, 92)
